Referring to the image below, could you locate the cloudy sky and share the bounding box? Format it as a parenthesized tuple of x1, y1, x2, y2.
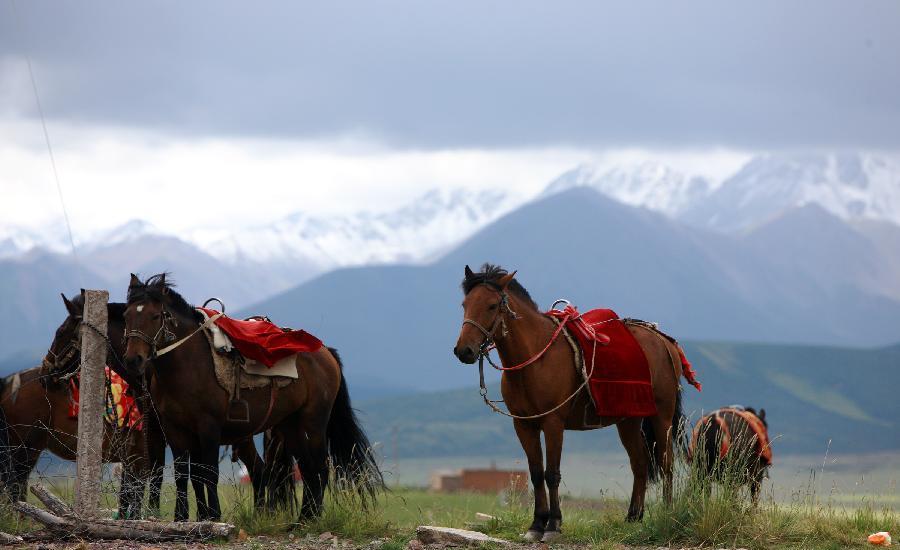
(1, 1, 898, 234)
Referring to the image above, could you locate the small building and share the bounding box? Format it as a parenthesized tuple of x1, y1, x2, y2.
(430, 466, 527, 493)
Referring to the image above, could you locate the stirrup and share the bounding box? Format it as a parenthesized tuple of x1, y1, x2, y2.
(227, 399, 250, 423)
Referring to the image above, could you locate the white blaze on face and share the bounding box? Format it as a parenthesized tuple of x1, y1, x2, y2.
(136, 305, 144, 313)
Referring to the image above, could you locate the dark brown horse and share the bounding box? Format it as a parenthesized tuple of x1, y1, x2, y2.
(0, 292, 266, 519)
(454, 264, 691, 542)
(121, 274, 381, 522)
(0, 294, 148, 517)
(690, 406, 771, 504)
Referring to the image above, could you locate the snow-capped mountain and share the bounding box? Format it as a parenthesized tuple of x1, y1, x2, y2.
(3, 152, 899, 268)
(544, 160, 716, 217)
(188, 187, 522, 268)
(0, 220, 73, 259)
(542, 152, 900, 233)
(682, 153, 900, 232)
(0, 187, 524, 271)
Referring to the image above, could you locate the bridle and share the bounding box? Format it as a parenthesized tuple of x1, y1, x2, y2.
(462, 283, 519, 355)
(463, 287, 597, 421)
(43, 317, 119, 383)
(124, 301, 223, 361)
(123, 304, 178, 360)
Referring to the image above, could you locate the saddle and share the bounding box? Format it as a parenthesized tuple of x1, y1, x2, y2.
(197, 309, 300, 424)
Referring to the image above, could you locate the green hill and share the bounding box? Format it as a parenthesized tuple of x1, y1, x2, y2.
(356, 340, 900, 458)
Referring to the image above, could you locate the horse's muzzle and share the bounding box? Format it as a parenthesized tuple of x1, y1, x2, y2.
(124, 353, 147, 376)
(454, 345, 477, 364)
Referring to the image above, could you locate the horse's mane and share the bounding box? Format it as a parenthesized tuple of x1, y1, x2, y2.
(108, 302, 127, 319)
(461, 263, 538, 311)
(127, 273, 202, 323)
(64, 293, 126, 320)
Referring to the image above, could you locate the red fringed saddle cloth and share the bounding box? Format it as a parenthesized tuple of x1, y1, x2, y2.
(69, 367, 143, 430)
(546, 306, 701, 418)
(197, 307, 323, 367)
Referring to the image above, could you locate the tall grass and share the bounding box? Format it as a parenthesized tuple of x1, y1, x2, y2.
(2, 443, 895, 549)
(473, 435, 899, 549)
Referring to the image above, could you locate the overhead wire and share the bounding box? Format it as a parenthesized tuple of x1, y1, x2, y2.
(9, 0, 84, 286)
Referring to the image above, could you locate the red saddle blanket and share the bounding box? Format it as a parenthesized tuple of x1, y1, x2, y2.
(69, 367, 143, 430)
(198, 307, 323, 368)
(547, 307, 656, 417)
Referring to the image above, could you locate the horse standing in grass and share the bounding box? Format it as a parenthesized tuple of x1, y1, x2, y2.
(0, 293, 149, 518)
(121, 274, 381, 522)
(0, 292, 266, 519)
(689, 406, 771, 504)
(454, 264, 695, 542)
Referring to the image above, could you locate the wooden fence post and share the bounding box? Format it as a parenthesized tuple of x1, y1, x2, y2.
(74, 289, 108, 517)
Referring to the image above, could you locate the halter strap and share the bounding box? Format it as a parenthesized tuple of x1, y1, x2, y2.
(124, 309, 222, 359)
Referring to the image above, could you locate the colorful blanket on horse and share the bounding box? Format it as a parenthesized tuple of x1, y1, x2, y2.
(546, 306, 700, 418)
(689, 408, 773, 465)
(69, 367, 142, 430)
(197, 307, 323, 368)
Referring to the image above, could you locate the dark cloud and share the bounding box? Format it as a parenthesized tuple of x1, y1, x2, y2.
(2, 0, 899, 149)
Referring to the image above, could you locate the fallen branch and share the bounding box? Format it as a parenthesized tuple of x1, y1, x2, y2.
(0, 531, 23, 545)
(14, 483, 235, 542)
(30, 484, 74, 518)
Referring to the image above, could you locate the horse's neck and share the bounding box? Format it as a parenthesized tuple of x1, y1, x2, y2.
(150, 313, 212, 387)
(494, 301, 552, 368)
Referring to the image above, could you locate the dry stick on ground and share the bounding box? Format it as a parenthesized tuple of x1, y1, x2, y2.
(0, 531, 23, 545)
(13, 484, 235, 542)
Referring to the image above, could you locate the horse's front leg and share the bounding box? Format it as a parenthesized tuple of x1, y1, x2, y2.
(541, 417, 565, 542)
(513, 419, 548, 542)
(172, 448, 190, 522)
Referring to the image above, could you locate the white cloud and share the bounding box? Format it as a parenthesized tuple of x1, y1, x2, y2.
(0, 117, 757, 247)
(0, 118, 587, 237)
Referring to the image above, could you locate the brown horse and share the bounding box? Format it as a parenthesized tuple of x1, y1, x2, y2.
(0, 294, 148, 517)
(454, 264, 691, 541)
(121, 274, 381, 522)
(690, 406, 771, 504)
(0, 292, 266, 519)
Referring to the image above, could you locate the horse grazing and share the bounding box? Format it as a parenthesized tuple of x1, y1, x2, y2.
(453, 264, 694, 541)
(121, 273, 381, 522)
(689, 406, 771, 504)
(0, 293, 148, 518)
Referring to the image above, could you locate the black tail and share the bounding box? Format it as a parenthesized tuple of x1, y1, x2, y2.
(641, 386, 687, 483)
(325, 348, 384, 502)
(0, 377, 12, 493)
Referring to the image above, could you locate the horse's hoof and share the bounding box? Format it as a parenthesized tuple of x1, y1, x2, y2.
(523, 530, 543, 543)
(541, 531, 561, 543)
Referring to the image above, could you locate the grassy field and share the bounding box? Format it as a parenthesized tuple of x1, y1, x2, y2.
(3, 454, 897, 549)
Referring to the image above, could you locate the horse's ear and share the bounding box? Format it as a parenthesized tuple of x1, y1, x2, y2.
(497, 270, 518, 289)
(61, 293, 79, 316)
(464, 265, 474, 279)
(129, 273, 141, 287)
(758, 408, 766, 421)
(160, 273, 168, 294)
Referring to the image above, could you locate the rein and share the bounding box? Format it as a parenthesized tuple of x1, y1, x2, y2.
(124, 309, 222, 359)
(44, 319, 123, 383)
(471, 293, 601, 420)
